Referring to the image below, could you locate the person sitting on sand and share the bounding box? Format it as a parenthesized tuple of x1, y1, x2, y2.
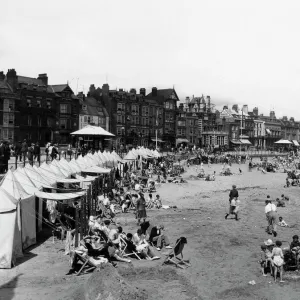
(272, 240, 285, 283)
(284, 177, 290, 188)
(290, 235, 300, 265)
(260, 242, 274, 276)
(108, 226, 123, 249)
(278, 216, 288, 227)
(132, 229, 159, 260)
(149, 224, 172, 251)
(154, 195, 162, 209)
(276, 198, 285, 208)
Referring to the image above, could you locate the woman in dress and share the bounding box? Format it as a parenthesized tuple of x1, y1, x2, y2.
(136, 192, 147, 225)
(272, 240, 285, 282)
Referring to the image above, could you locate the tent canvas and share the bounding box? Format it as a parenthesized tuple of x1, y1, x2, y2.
(0, 187, 23, 269)
(1, 170, 37, 247)
(34, 190, 86, 200)
(274, 139, 292, 144)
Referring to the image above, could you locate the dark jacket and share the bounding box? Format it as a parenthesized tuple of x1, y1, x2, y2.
(3, 145, 10, 160)
(229, 189, 239, 200)
(21, 142, 28, 153)
(34, 145, 40, 155)
(149, 226, 160, 243)
(27, 147, 34, 160)
(15, 142, 22, 154)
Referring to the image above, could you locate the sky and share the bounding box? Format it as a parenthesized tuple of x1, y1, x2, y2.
(1, 0, 300, 119)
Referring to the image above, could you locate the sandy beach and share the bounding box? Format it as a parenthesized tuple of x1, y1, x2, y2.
(1, 163, 300, 300)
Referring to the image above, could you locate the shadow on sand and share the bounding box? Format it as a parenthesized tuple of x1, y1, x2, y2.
(0, 274, 22, 300)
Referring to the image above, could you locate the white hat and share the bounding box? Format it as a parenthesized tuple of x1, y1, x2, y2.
(264, 239, 274, 246)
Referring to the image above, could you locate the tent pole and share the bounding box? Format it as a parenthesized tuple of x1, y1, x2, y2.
(75, 206, 79, 247)
(80, 197, 84, 238)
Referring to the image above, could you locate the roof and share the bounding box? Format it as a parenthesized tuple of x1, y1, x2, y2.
(71, 125, 115, 136)
(50, 84, 69, 93)
(146, 88, 179, 101)
(79, 96, 108, 117)
(17, 76, 44, 86)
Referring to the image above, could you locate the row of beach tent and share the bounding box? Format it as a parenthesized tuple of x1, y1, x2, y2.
(0, 148, 161, 269)
(0, 150, 123, 269)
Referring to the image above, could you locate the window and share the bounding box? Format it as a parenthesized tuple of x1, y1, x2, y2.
(117, 127, 123, 135)
(28, 116, 32, 126)
(47, 118, 52, 127)
(3, 113, 14, 125)
(60, 119, 67, 129)
(117, 115, 125, 124)
(178, 120, 186, 127)
(3, 128, 14, 140)
(82, 105, 87, 111)
(37, 99, 41, 108)
(3, 99, 14, 111)
(47, 100, 52, 109)
(27, 99, 32, 107)
(117, 103, 125, 111)
(60, 104, 67, 113)
(165, 102, 170, 109)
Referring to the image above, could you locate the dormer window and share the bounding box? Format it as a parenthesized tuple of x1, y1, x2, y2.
(82, 105, 87, 111)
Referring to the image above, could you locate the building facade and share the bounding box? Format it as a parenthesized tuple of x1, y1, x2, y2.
(4, 69, 58, 145)
(101, 85, 178, 149)
(258, 111, 282, 148)
(78, 93, 109, 131)
(280, 116, 299, 143)
(183, 95, 227, 147)
(0, 72, 19, 142)
(146, 88, 179, 147)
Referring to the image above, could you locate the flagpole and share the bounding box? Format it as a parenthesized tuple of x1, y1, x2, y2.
(240, 108, 243, 155)
(156, 129, 158, 150)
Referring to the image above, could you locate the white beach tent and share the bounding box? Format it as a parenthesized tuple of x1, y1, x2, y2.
(1, 170, 37, 250)
(123, 151, 137, 160)
(0, 186, 23, 269)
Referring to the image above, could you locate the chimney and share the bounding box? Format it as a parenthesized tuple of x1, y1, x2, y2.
(179, 103, 184, 110)
(207, 96, 211, 112)
(185, 96, 190, 104)
(37, 73, 48, 86)
(282, 116, 288, 121)
(89, 84, 96, 94)
(152, 87, 157, 97)
(140, 88, 146, 96)
(270, 111, 276, 119)
(242, 104, 248, 114)
(77, 92, 84, 100)
(130, 88, 136, 94)
(290, 117, 295, 122)
(232, 104, 239, 112)
(253, 107, 258, 116)
(6, 69, 18, 91)
(119, 88, 123, 92)
(223, 105, 228, 110)
(0, 71, 5, 81)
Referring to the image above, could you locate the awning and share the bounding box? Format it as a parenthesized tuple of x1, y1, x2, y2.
(266, 129, 271, 134)
(231, 140, 242, 145)
(151, 139, 165, 143)
(34, 190, 86, 200)
(293, 140, 300, 146)
(239, 135, 249, 139)
(82, 166, 111, 174)
(176, 138, 189, 146)
(239, 139, 252, 145)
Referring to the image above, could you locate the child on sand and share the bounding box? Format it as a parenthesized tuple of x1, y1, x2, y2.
(260, 244, 273, 276)
(278, 216, 288, 227)
(271, 240, 285, 283)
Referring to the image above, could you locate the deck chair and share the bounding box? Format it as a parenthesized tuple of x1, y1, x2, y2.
(120, 237, 141, 260)
(162, 237, 191, 269)
(74, 252, 98, 275)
